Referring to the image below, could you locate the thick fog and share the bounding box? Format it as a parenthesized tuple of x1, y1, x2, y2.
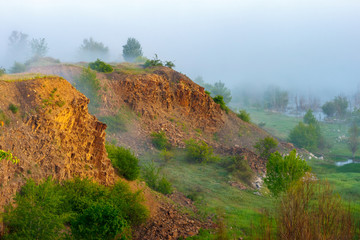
(1, 0, 359, 100)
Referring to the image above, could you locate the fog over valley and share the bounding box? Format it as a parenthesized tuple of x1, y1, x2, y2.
(1, 0, 359, 100)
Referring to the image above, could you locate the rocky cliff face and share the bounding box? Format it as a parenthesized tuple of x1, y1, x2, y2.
(0, 77, 114, 211)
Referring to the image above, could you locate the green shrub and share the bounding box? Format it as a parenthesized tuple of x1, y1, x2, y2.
(8, 104, 19, 114)
(184, 138, 216, 163)
(71, 202, 130, 240)
(89, 59, 113, 73)
(3, 178, 148, 239)
(142, 162, 173, 195)
(289, 122, 322, 151)
(165, 61, 175, 69)
(144, 56, 163, 68)
(3, 178, 68, 240)
(223, 155, 254, 185)
(150, 131, 171, 150)
(0, 149, 19, 164)
(237, 110, 250, 122)
(254, 136, 278, 159)
(106, 144, 140, 180)
(212, 95, 229, 113)
(264, 149, 311, 196)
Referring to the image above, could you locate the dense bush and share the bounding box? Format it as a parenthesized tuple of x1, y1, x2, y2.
(289, 122, 322, 151)
(106, 144, 140, 180)
(184, 138, 216, 163)
(3, 178, 68, 240)
(3, 177, 149, 239)
(212, 95, 229, 113)
(71, 202, 130, 240)
(164, 61, 175, 69)
(264, 149, 311, 196)
(89, 59, 113, 73)
(254, 136, 278, 159)
(150, 131, 171, 150)
(303, 109, 317, 125)
(142, 162, 173, 194)
(237, 110, 251, 122)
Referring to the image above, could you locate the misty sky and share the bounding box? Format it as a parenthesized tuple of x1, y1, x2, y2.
(1, 0, 359, 99)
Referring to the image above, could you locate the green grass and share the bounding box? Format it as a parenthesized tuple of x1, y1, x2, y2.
(115, 63, 154, 75)
(140, 150, 274, 239)
(247, 109, 301, 140)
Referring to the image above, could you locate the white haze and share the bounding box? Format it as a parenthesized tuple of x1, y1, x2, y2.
(1, 0, 359, 100)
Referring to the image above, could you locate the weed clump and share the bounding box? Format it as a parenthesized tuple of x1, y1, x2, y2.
(106, 144, 140, 181)
(223, 155, 254, 185)
(8, 104, 19, 114)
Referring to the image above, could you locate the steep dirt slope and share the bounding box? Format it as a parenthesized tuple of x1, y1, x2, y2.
(0, 76, 115, 212)
(28, 64, 276, 172)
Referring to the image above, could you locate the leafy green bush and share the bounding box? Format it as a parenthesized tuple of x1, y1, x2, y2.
(144, 55, 163, 68)
(223, 156, 254, 185)
(303, 109, 317, 125)
(142, 162, 173, 195)
(106, 144, 140, 180)
(3, 178, 148, 239)
(0, 149, 19, 164)
(3, 178, 68, 240)
(150, 131, 171, 150)
(212, 95, 229, 113)
(184, 138, 216, 163)
(264, 149, 311, 196)
(8, 104, 19, 114)
(237, 110, 250, 122)
(71, 202, 130, 240)
(164, 61, 175, 69)
(289, 122, 322, 151)
(254, 136, 278, 159)
(89, 59, 113, 73)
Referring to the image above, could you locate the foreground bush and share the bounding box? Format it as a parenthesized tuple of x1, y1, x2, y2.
(106, 144, 140, 180)
(264, 149, 311, 196)
(3, 178, 149, 239)
(184, 138, 216, 163)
